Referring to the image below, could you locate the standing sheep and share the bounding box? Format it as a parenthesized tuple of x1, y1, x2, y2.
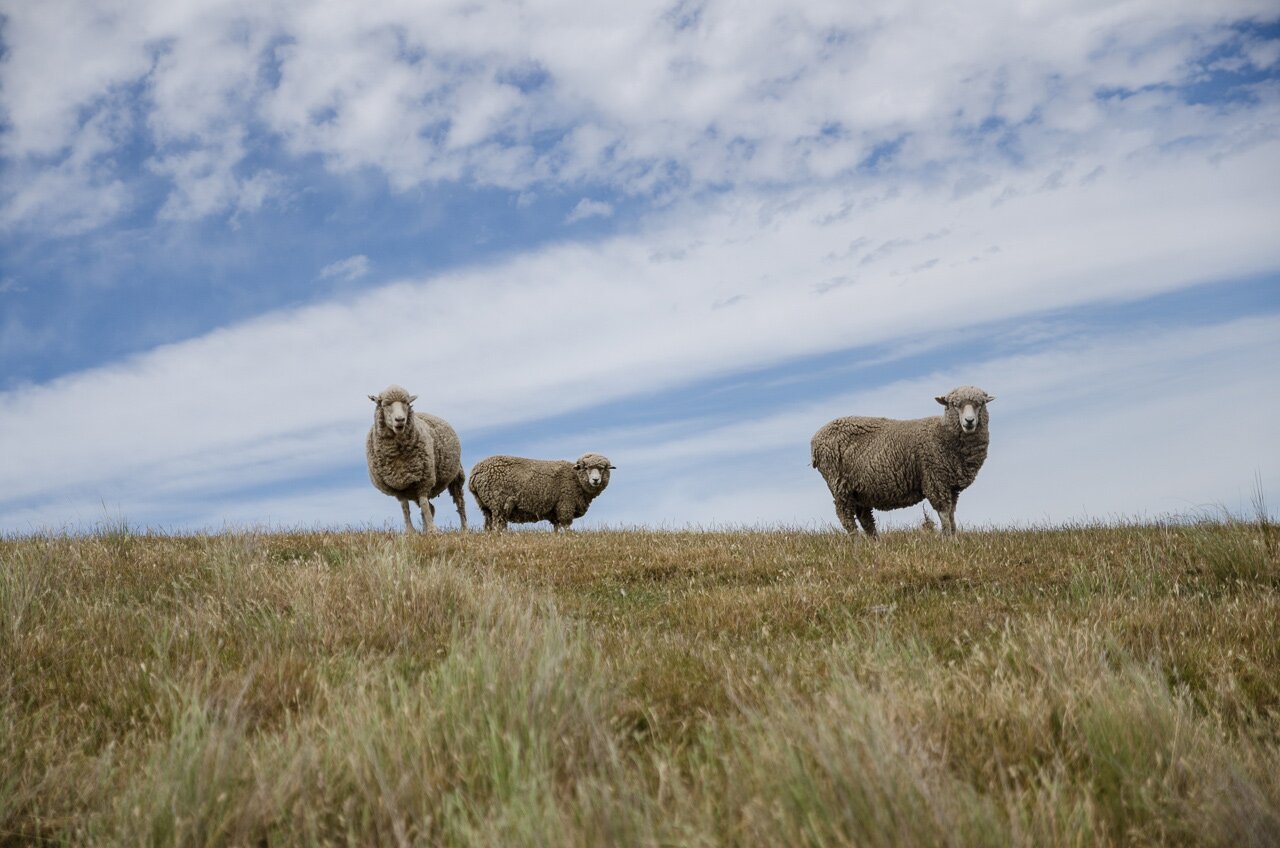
(366, 385, 467, 534)
(468, 453, 615, 532)
(811, 386, 994, 537)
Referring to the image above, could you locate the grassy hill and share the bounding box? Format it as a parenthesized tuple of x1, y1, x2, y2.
(2, 521, 1277, 845)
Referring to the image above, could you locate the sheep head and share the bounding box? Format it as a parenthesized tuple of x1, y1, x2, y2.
(369, 385, 418, 435)
(573, 453, 615, 491)
(935, 386, 994, 435)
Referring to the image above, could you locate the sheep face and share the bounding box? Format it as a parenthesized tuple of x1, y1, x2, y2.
(573, 454, 615, 491)
(935, 386, 994, 435)
(369, 387, 418, 435)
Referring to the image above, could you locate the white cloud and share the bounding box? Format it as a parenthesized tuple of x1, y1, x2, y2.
(2, 1, 1277, 227)
(565, 198, 614, 223)
(0, 0, 152, 158)
(1243, 36, 1280, 71)
(0, 105, 132, 234)
(317, 254, 372, 283)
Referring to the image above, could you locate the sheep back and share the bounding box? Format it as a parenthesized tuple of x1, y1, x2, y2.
(812, 416, 937, 511)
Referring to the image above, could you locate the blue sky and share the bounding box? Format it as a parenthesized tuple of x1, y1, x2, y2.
(1, 1, 1278, 533)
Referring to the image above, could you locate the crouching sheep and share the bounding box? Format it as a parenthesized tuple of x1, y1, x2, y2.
(366, 385, 467, 533)
(468, 453, 614, 532)
(811, 386, 994, 537)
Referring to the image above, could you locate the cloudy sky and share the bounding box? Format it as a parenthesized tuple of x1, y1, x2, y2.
(2, 0, 1278, 533)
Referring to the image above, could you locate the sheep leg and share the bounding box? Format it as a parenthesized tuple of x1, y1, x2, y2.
(928, 492, 957, 536)
(943, 489, 960, 536)
(447, 473, 468, 532)
(491, 498, 517, 532)
(822, 475, 859, 535)
(833, 498, 861, 535)
(480, 508, 493, 532)
(488, 504, 508, 532)
(399, 499, 414, 533)
(418, 495, 437, 533)
(554, 504, 576, 533)
(855, 507, 878, 538)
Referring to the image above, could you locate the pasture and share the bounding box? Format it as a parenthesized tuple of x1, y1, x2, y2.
(2, 521, 1277, 845)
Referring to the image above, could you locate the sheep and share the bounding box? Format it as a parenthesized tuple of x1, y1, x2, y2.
(811, 386, 994, 537)
(468, 453, 615, 532)
(366, 385, 467, 534)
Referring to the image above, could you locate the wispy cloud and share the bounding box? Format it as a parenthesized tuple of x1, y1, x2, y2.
(317, 255, 372, 283)
(565, 198, 614, 223)
(0, 106, 131, 235)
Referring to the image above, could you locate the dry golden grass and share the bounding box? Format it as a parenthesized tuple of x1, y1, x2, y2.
(1, 520, 1277, 845)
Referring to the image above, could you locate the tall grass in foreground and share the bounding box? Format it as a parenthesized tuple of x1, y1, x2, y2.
(1, 521, 1277, 846)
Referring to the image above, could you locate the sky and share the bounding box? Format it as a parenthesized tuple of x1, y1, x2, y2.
(1, 0, 1278, 534)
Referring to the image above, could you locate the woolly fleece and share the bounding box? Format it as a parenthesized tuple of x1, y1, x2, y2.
(468, 452, 614, 531)
(811, 386, 994, 537)
(366, 384, 467, 533)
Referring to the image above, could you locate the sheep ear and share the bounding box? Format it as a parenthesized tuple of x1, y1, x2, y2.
(408, 394, 418, 403)
(984, 394, 996, 403)
(608, 465, 617, 470)
(935, 396, 948, 406)
(574, 461, 583, 470)
(368, 394, 380, 404)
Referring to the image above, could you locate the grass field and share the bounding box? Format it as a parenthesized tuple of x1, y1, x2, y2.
(2, 519, 1278, 846)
